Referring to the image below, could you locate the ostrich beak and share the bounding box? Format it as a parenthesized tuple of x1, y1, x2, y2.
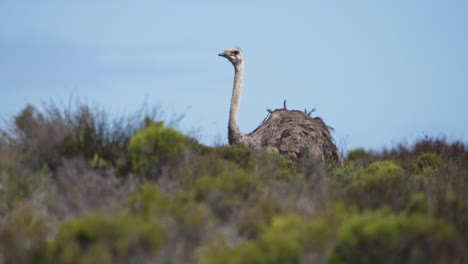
(218, 52, 226, 57)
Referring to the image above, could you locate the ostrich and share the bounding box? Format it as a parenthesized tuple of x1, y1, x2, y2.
(218, 47, 343, 165)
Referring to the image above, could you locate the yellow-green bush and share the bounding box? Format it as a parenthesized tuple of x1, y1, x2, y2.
(128, 121, 191, 176)
(127, 184, 171, 219)
(412, 152, 443, 174)
(356, 161, 404, 189)
(332, 161, 365, 185)
(237, 198, 283, 238)
(199, 215, 306, 264)
(0, 203, 49, 264)
(213, 145, 302, 181)
(269, 152, 303, 180)
(326, 212, 456, 264)
(172, 191, 211, 230)
(194, 169, 262, 220)
(347, 148, 367, 161)
(347, 161, 407, 209)
(0, 164, 49, 210)
(197, 239, 266, 264)
(214, 144, 253, 169)
(45, 212, 166, 264)
(256, 215, 305, 263)
(194, 170, 261, 201)
(405, 192, 431, 215)
(199, 204, 361, 264)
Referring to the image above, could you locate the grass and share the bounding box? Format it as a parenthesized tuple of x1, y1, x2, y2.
(0, 101, 467, 263)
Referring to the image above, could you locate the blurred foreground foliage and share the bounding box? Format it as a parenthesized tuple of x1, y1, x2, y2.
(0, 102, 467, 263)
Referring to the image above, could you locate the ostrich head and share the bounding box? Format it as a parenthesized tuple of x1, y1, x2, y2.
(218, 47, 243, 67)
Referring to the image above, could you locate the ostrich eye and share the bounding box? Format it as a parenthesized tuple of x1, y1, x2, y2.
(232, 50, 239, 55)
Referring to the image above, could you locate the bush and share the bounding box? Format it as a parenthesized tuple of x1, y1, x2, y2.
(405, 192, 430, 216)
(347, 148, 367, 161)
(4, 102, 166, 171)
(347, 161, 407, 209)
(412, 152, 443, 174)
(237, 198, 283, 239)
(326, 212, 457, 264)
(45, 212, 166, 264)
(0, 203, 50, 264)
(127, 184, 171, 219)
(128, 121, 191, 177)
(214, 144, 253, 169)
(194, 169, 262, 220)
(256, 215, 305, 263)
(332, 162, 365, 185)
(198, 215, 305, 264)
(0, 164, 50, 213)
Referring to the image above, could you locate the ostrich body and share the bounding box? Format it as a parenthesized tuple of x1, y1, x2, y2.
(218, 47, 343, 165)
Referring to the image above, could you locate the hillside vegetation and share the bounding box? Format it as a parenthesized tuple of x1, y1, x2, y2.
(0, 102, 467, 263)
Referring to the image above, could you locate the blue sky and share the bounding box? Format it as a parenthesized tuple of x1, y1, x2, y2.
(1, 1, 467, 152)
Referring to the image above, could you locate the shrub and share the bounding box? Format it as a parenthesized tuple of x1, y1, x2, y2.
(4, 102, 167, 171)
(198, 215, 305, 264)
(8, 105, 65, 170)
(128, 121, 191, 177)
(237, 198, 283, 239)
(412, 152, 443, 174)
(347, 161, 407, 209)
(434, 193, 468, 248)
(197, 239, 266, 264)
(0, 164, 50, 213)
(214, 144, 253, 169)
(331, 162, 365, 185)
(172, 191, 211, 230)
(194, 169, 262, 220)
(405, 192, 430, 216)
(347, 148, 367, 161)
(271, 152, 303, 180)
(0, 203, 50, 264)
(45, 212, 166, 264)
(127, 184, 171, 219)
(256, 215, 305, 263)
(326, 212, 456, 264)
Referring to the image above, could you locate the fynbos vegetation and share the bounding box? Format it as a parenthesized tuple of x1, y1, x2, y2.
(0, 102, 467, 263)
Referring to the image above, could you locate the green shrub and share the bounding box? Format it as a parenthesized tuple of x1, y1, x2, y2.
(199, 215, 306, 264)
(127, 184, 171, 219)
(355, 161, 404, 188)
(405, 192, 430, 215)
(326, 212, 456, 264)
(197, 239, 266, 264)
(332, 162, 365, 185)
(0, 165, 49, 210)
(212, 145, 302, 181)
(434, 192, 468, 247)
(256, 215, 305, 263)
(347, 148, 367, 161)
(46, 212, 166, 264)
(0, 203, 49, 264)
(412, 152, 443, 174)
(128, 121, 191, 176)
(214, 144, 253, 169)
(270, 152, 303, 180)
(194, 169, 262, 220)
(347, 161, 407, 209)
(237, 198, 283, 238)
(172, 191, 211, 230)
(303, 219, 334, 251)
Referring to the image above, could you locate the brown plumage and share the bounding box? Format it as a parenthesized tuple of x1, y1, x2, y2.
(219, 47, 343, 165)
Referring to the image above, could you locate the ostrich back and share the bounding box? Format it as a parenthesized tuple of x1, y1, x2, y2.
(243, 109, 343, 165)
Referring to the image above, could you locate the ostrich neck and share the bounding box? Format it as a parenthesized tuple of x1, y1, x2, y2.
(228, 63, 244, 144)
